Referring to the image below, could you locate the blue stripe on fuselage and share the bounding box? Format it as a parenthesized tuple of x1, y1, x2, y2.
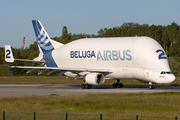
(43, 51, 61, 74)
(43, 51, 57, 67)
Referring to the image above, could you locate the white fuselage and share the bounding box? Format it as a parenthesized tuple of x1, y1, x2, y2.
(47, 36, 175, 84)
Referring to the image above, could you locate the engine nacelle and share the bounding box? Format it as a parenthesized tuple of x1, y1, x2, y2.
(84, 73, 105, 85)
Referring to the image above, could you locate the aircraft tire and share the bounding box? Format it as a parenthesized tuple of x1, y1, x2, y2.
(120, 83, 123, 88)
(81, 84, 85, 89)
(88, 85, 92, 89)
(112, 83, 123, 88)
(112, 83, 116, 88)
(149, 85, 155, 89)
(85, 84, 89, 89)
(82, 84, 92, 89)
(116, 83, 120, 88)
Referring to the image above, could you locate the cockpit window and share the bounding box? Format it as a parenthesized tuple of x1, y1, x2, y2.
(160, 71, 172, 74)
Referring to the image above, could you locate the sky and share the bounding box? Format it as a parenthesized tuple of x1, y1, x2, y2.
(0, 0, 180, 48)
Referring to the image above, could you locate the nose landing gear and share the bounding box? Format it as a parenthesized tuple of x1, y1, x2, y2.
(149, 82, 155, 89)
(112, 79, 123, 88)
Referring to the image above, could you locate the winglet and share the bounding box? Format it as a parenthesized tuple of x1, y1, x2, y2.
(5, 45, 14, 62)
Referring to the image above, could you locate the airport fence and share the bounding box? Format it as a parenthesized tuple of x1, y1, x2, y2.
(0, 111, 179, 120)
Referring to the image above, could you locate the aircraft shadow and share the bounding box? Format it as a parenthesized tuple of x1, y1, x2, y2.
(65, 85, 180, 89)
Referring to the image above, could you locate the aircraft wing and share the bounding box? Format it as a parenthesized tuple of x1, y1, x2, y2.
(9, 66, 112, 75)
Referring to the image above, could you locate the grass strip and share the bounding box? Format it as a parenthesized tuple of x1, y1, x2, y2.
(0, 92, 180, 117)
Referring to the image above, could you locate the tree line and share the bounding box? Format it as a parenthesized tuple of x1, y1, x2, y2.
(0, 22, 180, 75)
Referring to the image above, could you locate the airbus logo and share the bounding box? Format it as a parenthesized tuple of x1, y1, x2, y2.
(70, 50, 132, 61)
(97, 50, 132, 61)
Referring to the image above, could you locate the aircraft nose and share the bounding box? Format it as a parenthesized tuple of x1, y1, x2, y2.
(169, 74, 176, 83)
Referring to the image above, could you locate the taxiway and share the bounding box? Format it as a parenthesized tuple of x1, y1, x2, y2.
(0, 84, 179, 97)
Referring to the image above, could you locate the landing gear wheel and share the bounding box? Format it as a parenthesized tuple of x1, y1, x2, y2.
(81, 84, 85, 89)
(88, 85, 92, 89)
(149, 82, 155, 89)
(112, 82, 123, 88)
(81, 84, 92, 89)
(116, 83, 120, 88)
(119, 83, 123, 88)
(85, 84, 89, 89)
(112, 83, 116, 88)
(149, 85, 155, 89)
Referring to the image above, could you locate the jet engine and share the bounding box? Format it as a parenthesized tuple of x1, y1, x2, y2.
(84, 73, 105, 85)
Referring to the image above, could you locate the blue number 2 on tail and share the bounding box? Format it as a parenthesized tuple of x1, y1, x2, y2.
(6, 49, 11, 58)
(156, 49, 167, 60)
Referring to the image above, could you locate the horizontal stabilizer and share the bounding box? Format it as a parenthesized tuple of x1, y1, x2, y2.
(5, 45, 45, 64)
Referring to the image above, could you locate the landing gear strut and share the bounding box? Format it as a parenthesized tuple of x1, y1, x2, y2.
(149, 82, 155, 89)
(81, 84, 92, 89)
(112, 79, 123, 88)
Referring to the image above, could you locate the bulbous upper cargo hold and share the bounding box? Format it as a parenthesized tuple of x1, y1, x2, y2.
(52, 36, 169, 70)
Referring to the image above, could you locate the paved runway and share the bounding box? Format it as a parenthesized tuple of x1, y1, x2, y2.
(0, 84, 180, 97)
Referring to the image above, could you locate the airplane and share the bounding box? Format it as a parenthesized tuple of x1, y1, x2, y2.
(5, 20, 176, 89)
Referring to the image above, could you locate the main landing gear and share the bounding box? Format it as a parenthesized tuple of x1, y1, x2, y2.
(112, 79, 123, 88)
(81, 84, 92, 89)
(149, 82, 155, 89)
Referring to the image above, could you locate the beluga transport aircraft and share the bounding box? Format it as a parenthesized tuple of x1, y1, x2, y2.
(5, 20, 176, 89)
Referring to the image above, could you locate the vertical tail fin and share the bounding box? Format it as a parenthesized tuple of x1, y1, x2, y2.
(32, 20, 54, 53)
(32, 20, 64, 54)
(32, 20, 55, 53)
(5, 45, 14, 62)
